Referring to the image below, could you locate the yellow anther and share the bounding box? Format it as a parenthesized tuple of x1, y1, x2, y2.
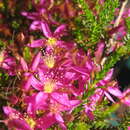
(44, 79, 55, 93)
(47, 38, 57, 46)
(25, 117, 36, 129)
(44, 54, 55, 68)
(0, 51, 4, 63)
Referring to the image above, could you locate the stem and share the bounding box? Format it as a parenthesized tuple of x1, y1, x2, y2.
(107, 0, 128, 53)
(114, 0, 128, 27)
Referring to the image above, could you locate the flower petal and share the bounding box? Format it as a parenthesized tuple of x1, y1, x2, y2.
(70, 66, 89, 76)
(51, 93, 70, 107)
(23, 74, 33, 91)
(21, 11, 38, 20)
(41, 22, 52, 38)
(31, 51, 41, 72)
(104, 92, 115, 103)
(31, 76, 43, 90)
(55, 113, 64, 123)
(35, 92, 48, 106)
(107, 86, 123, 98)
(3, 106, 23, 119)
(30, 20, 42, 30)
(28, 39, 45, 48)
(20, 57, 28, 71)
(8, 119, 32, 130)
(54, 24, 67, 38)
(38, 113, 56, 129)
(104, 69, 114, 81)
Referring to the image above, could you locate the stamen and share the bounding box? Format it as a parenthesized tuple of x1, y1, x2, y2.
(44, 53, 55, 68)
(44, 79, 55, 93)
(47, 38, 57, 46)
(25, 117, 36, 129)
(0, 51, 4, 63)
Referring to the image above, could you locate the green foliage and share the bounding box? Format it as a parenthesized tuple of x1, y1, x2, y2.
(0, 1, 130, 130)
(73, 0, 119, 49)
(12, 21, 20, 29)
(119, 111, 130, 129)
(75, 122, 91, 130)
(0, 72, 9, 87)
(94, 35, 130, 84)
(98, 0, 119, 27)
(126, 17, 130, 33)
(23, 47, 31, 61)
(0, 40, 5, 49)
(77, 0, 95, 22)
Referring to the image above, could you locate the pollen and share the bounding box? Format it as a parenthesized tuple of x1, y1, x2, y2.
(0, 51, 4, 63)
(44, 79, 55, 93)
(44, 54, 55, 68)
(47, 37, 57, 46)
(25, 117, 36, 129)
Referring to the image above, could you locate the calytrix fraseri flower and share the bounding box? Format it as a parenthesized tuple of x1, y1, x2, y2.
(2, 1, 130, 129)
(27, 22, 67, 49)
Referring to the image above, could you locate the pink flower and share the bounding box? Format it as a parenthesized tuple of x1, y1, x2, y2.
(25, 92, 80, 129)
(94, 41, 105, 64)
(22, 0, 58, 31)
(3, 106, 34, 130)
(120, 89, 130, 106)
(27, 22, 67, 48)
(84, 69, 123, 119)
(84, 88, 104, 120)
(0, 50, 16, 75)
(20, 51, 42, 91)
(97, 69, 122, 102)
(3, 106, 64, 130)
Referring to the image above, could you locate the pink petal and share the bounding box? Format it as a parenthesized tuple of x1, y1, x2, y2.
(20, 57, 28, 71)
(35, 92, 48, 106)
(30, 21, 42, 30)
(84, 107, 94, 120)
(27, 103, 35, 116)
(3, 106, 23, 119)
(51, 93, 70, 107)
(55, 113, 64, 123)
(64, 72, 76, 80)
(2, 63, 10, 69)
(121, 89, 130, 106)
(104, 69, 114, 81)
(8, 119, 32, 130)
(95, 41, 105, 63)
(122, 98, 130, 106)
(107, 86, 123, 98)
(21, 11, 38, 20)
(3, 106, 14, 116)
(41, 22, 52, 38)
(31, 51, 41, 72)
(27, 39, 45, 48)
(104, 92, 115, 103)
(54, 24, 67, 38)
(70, 66, 89, 76)
(31, 76, 43, 90)
(22, 74, 33, 91)
(69, 100, 80, 107)
(38, 113, 56, 129)
(4, 58, 15, 64)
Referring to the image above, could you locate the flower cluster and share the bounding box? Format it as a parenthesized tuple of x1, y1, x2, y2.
(0, 0, 130, 129)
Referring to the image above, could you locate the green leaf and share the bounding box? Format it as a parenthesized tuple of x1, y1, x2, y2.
(75, 122, 91, 130)
(23, 47, 31, 61)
